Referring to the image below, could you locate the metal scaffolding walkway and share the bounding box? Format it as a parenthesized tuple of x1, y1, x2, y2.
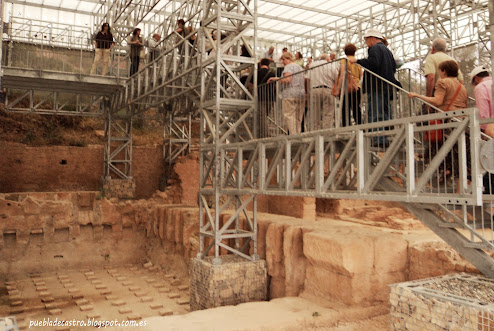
(1, 0, 494, 279)
(3, 67, 124, 95)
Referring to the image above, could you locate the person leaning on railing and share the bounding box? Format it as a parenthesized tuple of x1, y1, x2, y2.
(408, 60, 467, 112)
(90, 23, 114, 76)
(128, 28, 144, 77)
(348, 28, 401, 146)
(268, 52, 305, 135)
(409, 60, 468, 191)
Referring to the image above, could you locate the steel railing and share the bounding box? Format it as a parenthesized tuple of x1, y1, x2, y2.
(2, 20, 133, 79)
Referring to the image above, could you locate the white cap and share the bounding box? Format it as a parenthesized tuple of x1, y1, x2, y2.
(363, 28, 383, 39)
(470, 66, 489, 83)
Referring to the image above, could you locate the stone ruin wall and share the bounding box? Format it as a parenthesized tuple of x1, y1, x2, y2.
(0, 191, 479, 307)
(0, 144, 163, 199)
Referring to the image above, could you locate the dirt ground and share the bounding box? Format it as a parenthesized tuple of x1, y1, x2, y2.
(140, 297, 389, 331)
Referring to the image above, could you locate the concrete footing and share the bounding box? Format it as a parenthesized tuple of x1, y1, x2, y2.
(189, 256, 268, 311)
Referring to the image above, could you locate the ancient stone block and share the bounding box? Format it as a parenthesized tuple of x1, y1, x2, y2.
(150, 303, 163, 309)
(77, 192, 95, 210)
(87, 313, 101, 319)
(75, 299, 89, 306)
(119, 308, 132, 314)
(20, 197, 41, 215)
(127, 313, 142, 320)
(134, 291, 147, 297)
(45, 302, 59, 309)
(177, 298, 190, 305)
(49, 308, 62, 315)
(8, 289, 20, 296)
(159, 309, 173, 316)
(10, 307, 24, 314)
(112, 300, 126, 306)
(140, 296, 153, 303)
(80, 304, 94, 311)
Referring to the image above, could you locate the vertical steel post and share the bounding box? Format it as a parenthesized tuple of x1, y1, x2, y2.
(0, 0, 3, 93)
(489, 0, 494, 117)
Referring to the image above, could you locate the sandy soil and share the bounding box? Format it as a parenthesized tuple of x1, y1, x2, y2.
(139, 297, 389, 331)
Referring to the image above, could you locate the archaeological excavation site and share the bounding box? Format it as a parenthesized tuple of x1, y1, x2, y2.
(1, 0, 494, 330)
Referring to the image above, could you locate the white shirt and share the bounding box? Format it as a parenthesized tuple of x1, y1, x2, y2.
(263, 49, 274, 60)
(276, 52, 285, 68)
(308, 59, 339, 89)
(147, 38, 159, 50)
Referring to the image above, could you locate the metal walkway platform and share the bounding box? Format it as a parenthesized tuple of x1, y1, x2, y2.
(2, 67, 125, 95)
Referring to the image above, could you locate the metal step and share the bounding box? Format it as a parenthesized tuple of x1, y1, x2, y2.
(438, 222, 463, 228)
(464, 242, 493, 250)
(378, 177, 494, 278)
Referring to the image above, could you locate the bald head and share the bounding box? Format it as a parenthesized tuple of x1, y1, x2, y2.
(432, 38, 447, 52)
(320, 53, 329, 61)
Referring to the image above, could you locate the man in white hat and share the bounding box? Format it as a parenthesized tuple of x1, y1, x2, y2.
(471, 66, 493, 136)
(424, 38, 463, 97)
(349, 28, 401, 145)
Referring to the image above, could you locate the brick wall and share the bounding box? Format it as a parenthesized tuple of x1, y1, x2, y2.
(0, 144, 163, 198)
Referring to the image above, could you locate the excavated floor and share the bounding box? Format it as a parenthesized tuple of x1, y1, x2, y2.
(0, 263, 189, 330)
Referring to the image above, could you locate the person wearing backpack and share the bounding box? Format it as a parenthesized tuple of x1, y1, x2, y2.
(336, 43, 363, 126)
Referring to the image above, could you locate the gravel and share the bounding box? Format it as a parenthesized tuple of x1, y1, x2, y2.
(421, 276, 494, 304)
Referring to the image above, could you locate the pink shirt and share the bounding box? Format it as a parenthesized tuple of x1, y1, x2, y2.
(474, 76, 493, 130)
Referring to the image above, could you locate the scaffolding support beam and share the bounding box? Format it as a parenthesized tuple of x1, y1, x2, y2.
(198, 0, 259, 263)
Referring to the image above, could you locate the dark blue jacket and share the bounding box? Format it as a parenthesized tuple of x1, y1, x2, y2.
(357, 42, 400, 94)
